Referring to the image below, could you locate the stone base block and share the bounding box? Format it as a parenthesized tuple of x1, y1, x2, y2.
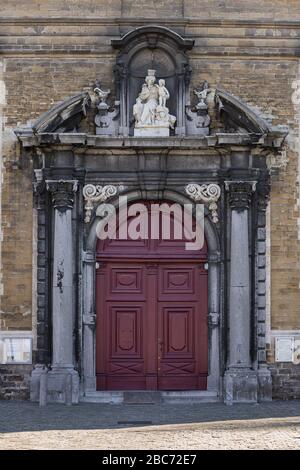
(46, 368, 79, 404)
(224, 368, 258, 404)
(30, 364, 47, 401)
(257, 366, 272, 401)
(134, 126, 169, 137)
(30, 365, 79, 404)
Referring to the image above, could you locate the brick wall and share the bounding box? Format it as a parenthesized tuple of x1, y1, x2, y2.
(0, 365, 32, 400)
(1, 1, 300, 20)
(271, 364, 300, 400)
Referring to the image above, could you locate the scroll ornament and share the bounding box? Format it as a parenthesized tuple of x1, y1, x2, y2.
(185, 183, 221, 223)
(82, 184, 125, 223)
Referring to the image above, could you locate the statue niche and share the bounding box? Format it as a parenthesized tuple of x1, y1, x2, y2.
(112, 26, 194, 136)
(133, 69, 176, 137)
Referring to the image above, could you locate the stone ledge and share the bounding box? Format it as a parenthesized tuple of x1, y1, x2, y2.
(1, 18, 300, 28)
(15, 132, 283, 149)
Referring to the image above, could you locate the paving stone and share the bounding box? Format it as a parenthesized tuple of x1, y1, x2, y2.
(0, 400, 299, 450)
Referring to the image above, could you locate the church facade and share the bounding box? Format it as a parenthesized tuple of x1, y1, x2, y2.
(0, 1, 299, 403)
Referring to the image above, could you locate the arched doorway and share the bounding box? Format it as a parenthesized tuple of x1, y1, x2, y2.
(95, 200, 208, 391)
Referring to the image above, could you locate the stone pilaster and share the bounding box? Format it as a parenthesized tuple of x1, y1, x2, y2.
(224, 181, 258, 403)
(256, 180, 272, 401)
(30, 171, 50, 402)
(82, 250, 96, 393)
(206, 252, 221, 393)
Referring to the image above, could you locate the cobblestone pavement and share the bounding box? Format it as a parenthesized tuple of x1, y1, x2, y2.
(0, 400, 299, 450)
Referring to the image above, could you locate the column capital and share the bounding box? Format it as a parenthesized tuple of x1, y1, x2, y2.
(46, 180, 78, 212)
(225, 181, 256, 210)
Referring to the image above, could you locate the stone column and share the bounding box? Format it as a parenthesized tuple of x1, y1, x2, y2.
(46, 180, 79, 403)
(224, 181, 258, 403)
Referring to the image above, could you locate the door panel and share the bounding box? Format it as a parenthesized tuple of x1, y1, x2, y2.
(96, 264, 150, 390)
(158, 264, 198, 301)
(158, 301, 206, 390)
(110, 305, 142, 357)
(108, 264, 146, 300)
(162, 306, 194, 356)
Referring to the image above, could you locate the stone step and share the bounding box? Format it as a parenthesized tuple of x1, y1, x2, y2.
(82, 391, 123, 404)
(162, 390, 219, 404)
(123, 391, 162, 404)
(81, 390, 219, 404)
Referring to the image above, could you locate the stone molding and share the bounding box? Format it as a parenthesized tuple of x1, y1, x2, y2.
(185, 183, 221, 223)
(46, 180, 78, 212)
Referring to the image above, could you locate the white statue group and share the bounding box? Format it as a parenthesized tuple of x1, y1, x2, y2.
(133, 69, 176, 136)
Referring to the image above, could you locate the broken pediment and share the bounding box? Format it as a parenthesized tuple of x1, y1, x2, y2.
(215, 88, 287, 146)
(14, 91, 91, 139)
(14, 84, 287, 150)
(14, 26, 288, 150)
(216, 89, 271, 134)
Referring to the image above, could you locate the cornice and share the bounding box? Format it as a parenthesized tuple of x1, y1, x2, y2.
(1, 17, 300, 28)
(14, 133, 286, 150)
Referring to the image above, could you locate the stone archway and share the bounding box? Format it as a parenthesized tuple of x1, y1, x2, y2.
(82, 190, 221, 398)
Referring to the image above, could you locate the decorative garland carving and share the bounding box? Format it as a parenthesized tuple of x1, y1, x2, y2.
(82, 184, 125, 223)
(185, 183, 221, 223)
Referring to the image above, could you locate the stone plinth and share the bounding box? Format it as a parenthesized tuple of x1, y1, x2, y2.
(134, 126, 170, 137)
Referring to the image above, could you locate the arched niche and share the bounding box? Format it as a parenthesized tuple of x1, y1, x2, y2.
(112, 26, 194, 136)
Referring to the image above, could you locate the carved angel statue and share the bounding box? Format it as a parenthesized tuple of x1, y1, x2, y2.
(94, 80, 110, 103)
(194, 81, 211, 105)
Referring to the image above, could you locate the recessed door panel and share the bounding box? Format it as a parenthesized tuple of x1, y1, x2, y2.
(110, 305, 142, 357)
(158, 265, 198, 301)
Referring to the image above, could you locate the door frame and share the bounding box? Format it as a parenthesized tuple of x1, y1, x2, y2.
(81, 190, 221, 397)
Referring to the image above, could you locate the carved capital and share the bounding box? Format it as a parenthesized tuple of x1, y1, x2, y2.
(46, 180, 78, 212)
(225, 181, 256, 211)
(82, 184, 125, 223)
(185, 183, 221, 223)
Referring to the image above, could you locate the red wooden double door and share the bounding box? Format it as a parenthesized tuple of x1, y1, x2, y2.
(96, 202, 208, 391)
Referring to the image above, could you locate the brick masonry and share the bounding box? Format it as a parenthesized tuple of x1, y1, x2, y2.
(271, 364, 300, 400)
(0, 365, 32, 400)
(0, 1, 300, 399)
